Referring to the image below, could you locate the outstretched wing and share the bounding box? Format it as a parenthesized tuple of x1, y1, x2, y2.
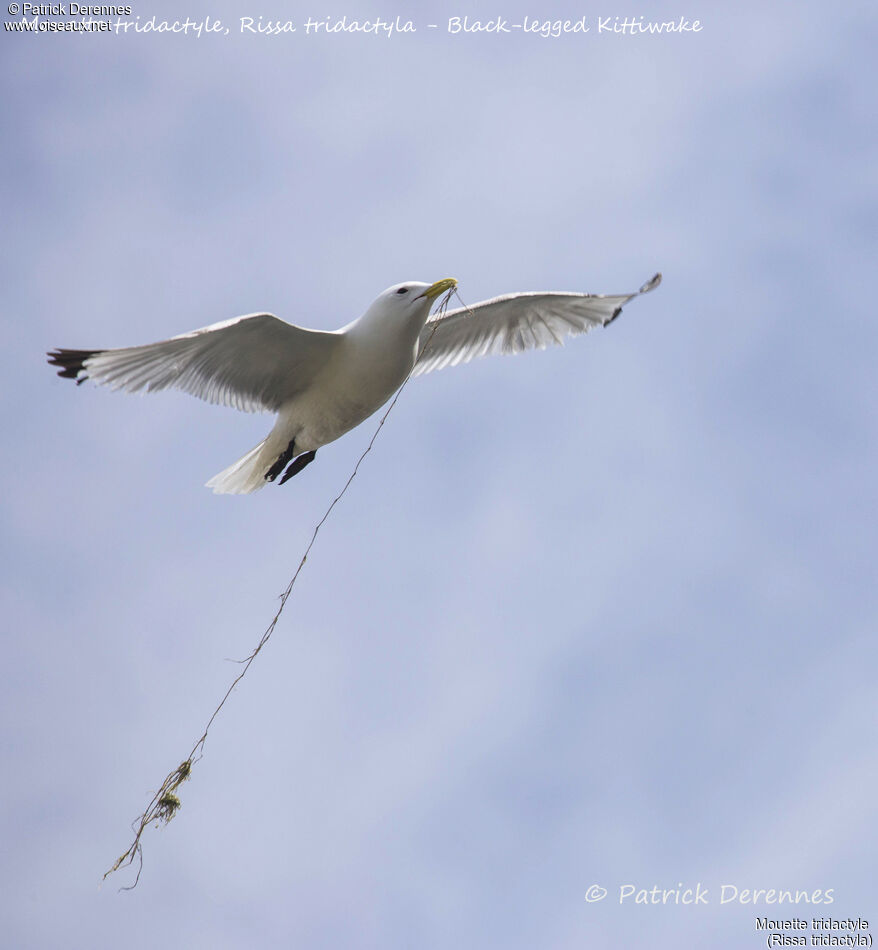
(413, 273, 661, 377)
(48, 313, 340, 413)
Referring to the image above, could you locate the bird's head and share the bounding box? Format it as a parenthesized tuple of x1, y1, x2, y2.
(355, 278, 458, 335)
(386, 278, 457, 308)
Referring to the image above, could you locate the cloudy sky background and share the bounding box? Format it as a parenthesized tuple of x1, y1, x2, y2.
(2, 0, 876, 946)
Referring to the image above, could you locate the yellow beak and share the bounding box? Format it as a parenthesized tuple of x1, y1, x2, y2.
(418, 277, 458, 301)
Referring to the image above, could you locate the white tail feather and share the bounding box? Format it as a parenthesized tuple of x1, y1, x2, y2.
(206, 439, 271, 494)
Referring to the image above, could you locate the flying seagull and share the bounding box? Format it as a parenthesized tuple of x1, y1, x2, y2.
(48, 273, 661, 494)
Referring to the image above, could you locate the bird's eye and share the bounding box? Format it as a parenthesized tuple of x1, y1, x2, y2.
(396, 287, 408, 295)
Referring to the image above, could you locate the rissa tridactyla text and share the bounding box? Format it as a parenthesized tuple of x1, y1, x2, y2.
(48, 273, 661, 494)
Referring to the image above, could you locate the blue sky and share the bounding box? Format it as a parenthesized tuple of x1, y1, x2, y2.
(2, 1, 876, 947)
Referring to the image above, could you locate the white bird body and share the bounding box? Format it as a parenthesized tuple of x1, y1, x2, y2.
(48, 273, 661, 493)
(212, 295, 429, 493)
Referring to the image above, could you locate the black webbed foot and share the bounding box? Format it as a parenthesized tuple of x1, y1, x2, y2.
(279, 450, 316, 485)
(265, 439, 298, 483)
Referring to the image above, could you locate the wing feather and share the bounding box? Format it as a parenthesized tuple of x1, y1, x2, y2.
(413, 273, 661, 377)
(48, 313, 340, 413)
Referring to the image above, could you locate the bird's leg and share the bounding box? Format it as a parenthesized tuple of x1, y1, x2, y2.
(265, 439, 298, 483)
(279, 450, 317, 485)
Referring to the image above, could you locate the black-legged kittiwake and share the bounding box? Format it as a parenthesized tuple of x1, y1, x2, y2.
(48, 273, 661, 493)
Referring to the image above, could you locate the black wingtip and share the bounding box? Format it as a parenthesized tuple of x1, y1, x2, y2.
(47, 348, 101, 383)
(604, 272, 662, 327)
(639, 272, 662, 294)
